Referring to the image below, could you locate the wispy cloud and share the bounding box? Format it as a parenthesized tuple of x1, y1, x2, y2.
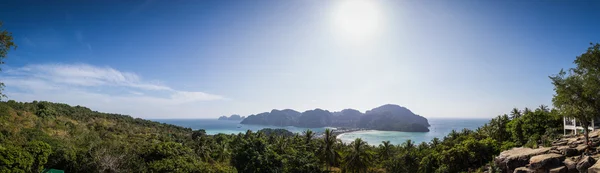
(2, 63, 224, 118)
(74, 31, 93, 52)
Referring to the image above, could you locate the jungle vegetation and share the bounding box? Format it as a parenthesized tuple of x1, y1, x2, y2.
(0, 100, 562, 172)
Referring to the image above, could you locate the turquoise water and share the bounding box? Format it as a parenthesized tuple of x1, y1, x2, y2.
(155, 118, 489, 145)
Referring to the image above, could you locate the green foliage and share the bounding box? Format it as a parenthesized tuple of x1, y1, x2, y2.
(0, 144, 34, 173)
(550, 43, 600, 144)
(343, 138, 372, 173)
(231, 136, 283, 173)
(35, 102, 57, 117)
(0, 100, 567, 173)
(258, 128, 295, 137)
(0, 22, 17, 99)
(25, 141, 52, 173)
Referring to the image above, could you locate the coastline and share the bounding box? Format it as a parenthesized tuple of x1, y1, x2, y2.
(155, 118, 489, 145)
(331, 127, 367, 137)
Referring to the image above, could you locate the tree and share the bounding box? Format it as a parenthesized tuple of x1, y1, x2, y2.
(25, 141, 52, 173)
(0, 144, 34, 172)
(0, 21, 17, 99)
(320, 129, 338, 171)
(142, 142, 220, 172)
(303, 129, 314, 145)
(537, 105, 549, 112)
(231, 137, 283, 173)
(378, 141, 393, 161)
(551, 70, 595, 145)
(510, 108, 521, 119)
(523, 107, 532, 114)
(343, 138, 372, 173)
(551, 43, 600, 146)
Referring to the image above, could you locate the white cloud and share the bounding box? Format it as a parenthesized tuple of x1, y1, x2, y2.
(12, 64, 172, 90)
(2, 63, 225, 118)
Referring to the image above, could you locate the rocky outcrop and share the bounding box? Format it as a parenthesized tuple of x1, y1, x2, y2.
(495, 130, 600, 173)
(495, 147, 551, 172)
(529, 153, 565, 171)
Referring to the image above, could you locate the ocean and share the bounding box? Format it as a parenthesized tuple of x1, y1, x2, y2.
(154, 118, 489, 145)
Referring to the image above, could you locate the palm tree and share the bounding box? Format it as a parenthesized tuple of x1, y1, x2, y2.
(304, 129, 314, 145)
(430, 137, 441, 148)
(402, 139, 415, 152)
(321, 129, 338, 171)
(510, 108, 521, 119)
(523, 107, 532, 114)
(344, 138, 372, 173)
(378, 141, 393, 160)
(538, 104, 549, 112)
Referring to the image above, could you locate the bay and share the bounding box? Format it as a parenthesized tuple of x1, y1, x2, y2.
(155, 118, 489, 145)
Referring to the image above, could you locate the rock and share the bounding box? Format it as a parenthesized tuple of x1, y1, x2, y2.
(564, 158, 577, 172)
(513, 167, 535, 173)
(495, 147, 551, 172)
(553, 140, 568, 146)
(529, 153, 565, 170)
(549, 166, 567, 173)
(576, 145, 588, 154)
(558, 146, 579, 157)
(572, 140, 584, 145)
(589, 159, 600, 173)
(550, 149, 563, 155)
(590, 131, 600, 138)
(576, 155, 596, 172)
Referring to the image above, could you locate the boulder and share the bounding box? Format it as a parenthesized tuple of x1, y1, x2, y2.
(495, 147, 551, 172)
(563, 158, 577, 172)
(576, 145, 588, 154)
(576, 155, 596, 172)
(513, 167, 535, 173)
(529, 153, 565, 170)
(558, 146, 579, 157)
(549, 166, 567, 173)
(589, 159, 600, 173)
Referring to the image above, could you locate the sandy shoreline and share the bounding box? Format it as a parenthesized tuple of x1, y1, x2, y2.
(331, 128, 368, 137)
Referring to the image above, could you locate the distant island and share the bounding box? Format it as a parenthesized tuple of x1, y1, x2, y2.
(240, 104, 430, 132)
(218, 114, 245, 121)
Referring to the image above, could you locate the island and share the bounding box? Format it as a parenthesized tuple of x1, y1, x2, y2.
(218, 114, 245, 121)
(240, 104, 430, 132)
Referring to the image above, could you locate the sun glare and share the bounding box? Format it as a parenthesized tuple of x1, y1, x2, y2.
(332, 0, 384, 42)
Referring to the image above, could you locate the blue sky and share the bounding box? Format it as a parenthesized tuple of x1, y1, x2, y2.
(1, 0, 599, 119)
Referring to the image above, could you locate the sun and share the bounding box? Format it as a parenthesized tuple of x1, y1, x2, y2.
(332, 0, 384, 42)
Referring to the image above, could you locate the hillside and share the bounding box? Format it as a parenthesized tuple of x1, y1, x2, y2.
(0, 100, 234, 172)
(241, 104, 431, 132)
(0, 100, 565, 173)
